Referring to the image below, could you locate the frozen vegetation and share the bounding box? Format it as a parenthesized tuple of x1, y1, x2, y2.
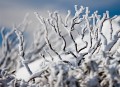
(0, 5, 120, 87)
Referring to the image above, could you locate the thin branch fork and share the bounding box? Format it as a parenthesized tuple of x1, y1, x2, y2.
(47, 12, 67, 52)
(35, 12, 62, 60)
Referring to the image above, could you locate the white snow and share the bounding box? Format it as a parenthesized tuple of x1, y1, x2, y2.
(16, 54, 76, 81)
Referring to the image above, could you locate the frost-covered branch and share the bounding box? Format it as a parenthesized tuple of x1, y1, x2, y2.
(14, 27, 32, 75)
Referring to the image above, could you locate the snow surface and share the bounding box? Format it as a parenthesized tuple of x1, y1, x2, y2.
(16, 54, 76, 81)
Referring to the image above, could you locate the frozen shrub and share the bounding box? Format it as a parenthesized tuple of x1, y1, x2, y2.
(0, 5, 120, 87)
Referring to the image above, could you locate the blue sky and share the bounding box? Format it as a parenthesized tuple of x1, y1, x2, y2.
(0, 0, 119, 16)
(0, 0, 120, 45)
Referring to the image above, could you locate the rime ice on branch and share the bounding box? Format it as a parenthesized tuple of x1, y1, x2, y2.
(25, 5, 119, 87)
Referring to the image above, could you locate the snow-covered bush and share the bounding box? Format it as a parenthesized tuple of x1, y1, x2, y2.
(0, 5, 120, 87)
